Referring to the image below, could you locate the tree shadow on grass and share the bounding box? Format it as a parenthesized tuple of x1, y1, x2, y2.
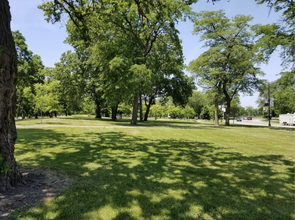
(13, 129, 295, 220)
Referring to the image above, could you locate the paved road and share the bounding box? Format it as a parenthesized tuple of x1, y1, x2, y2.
(233, 118, 295, 128)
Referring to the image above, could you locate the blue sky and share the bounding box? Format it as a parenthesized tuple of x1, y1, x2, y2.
(9, 0, 286, 108)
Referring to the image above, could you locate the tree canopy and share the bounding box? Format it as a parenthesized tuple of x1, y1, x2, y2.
(39, 0, 198, 124)
(188, 10, 265, 125)
(13, 31, 45, 119)
(252, 0, 295, 67)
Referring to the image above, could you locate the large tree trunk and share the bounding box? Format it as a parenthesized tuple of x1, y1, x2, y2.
(225, 98, 231, 126)
(223, 85, 231, 126)
(95, 99, 102, 119)
(131, 89, 140, 125)
(111, 105, 118, 121)
(0, 0, 22, 191)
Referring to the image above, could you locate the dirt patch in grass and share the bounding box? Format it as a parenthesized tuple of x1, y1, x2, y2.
(0, 167, 72, 219)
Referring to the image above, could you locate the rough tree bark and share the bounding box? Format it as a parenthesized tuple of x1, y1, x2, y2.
(94, 99, 102, 119)
(111, 105, 118, 121)
(224, 97, 231, 126)
(131, 88, 140, 125)
(144, 96, 154, 121)
(223, 84, 232, 126)
(0, 0, 22, 191)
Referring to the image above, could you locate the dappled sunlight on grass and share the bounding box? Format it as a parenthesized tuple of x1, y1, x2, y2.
(12, 124, 295, 220)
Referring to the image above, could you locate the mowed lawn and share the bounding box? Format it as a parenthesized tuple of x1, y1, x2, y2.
(12, 116, 295, 220)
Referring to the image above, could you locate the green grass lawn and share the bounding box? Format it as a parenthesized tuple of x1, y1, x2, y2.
(12, 116, 295, 220)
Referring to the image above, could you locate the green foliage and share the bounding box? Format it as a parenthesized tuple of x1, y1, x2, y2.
(189, 10, 264, 125)
(200, 105, 211, 120)
(39, 0, 198, 124)
(34, 80, 60, 115)
(129, 64, 152, 94)
(150, 104, 164, 120)
(182, 105, 196, 119)
(188, 91, 209, 117)
(118, 103, 132, 116)
(13, 31, 44, 118)
(166, 105, 182, 119)
(273, 70, 295, 114)
(230, 98, 243, 117)
(53, 51, 85, 115)
(208, 105, 223, 120)
(257, 70, 295, 115)
(81, 96, 96, 115)
(245, 106, 255, 116)
(144, 33, 193, 108)
(253, 0, 295, 67)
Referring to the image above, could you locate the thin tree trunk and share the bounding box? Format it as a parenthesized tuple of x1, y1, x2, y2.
(139, 92, 143, 122)
(144, 96, 154, 121)
(144, 104, 151, 121)
(214, 95, 219, 126)
(225, 99, 231, 126)
(0, 0, 22, 191)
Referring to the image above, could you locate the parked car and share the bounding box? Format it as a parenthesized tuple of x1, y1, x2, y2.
(243, 116, 247, 120)
(237, 117, 242, 122)
(247, 116, 252, 120)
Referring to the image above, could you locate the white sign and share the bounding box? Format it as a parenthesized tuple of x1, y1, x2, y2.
(265, 97, 274, 107)
(219, 105, 226, 112)
(270, 97, 274, 107)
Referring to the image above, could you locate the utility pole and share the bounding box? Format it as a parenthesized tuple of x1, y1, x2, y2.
(268, 82, 271, 127)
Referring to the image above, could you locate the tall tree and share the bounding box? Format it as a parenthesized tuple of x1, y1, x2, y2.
(34, 80, 60, 118)
(13, 31, 44, 119)
(212, 0, 294, 67)
(188, 10, 264, 126)
(188, 47, 223, 126)
(0, 0, 22, 191)
(143, 33, 194, 121)
(188, 91, 209, 118)
(39, 0, 206, 125)
(53, 51, 85, 116)
(182, 105, 196, 119)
